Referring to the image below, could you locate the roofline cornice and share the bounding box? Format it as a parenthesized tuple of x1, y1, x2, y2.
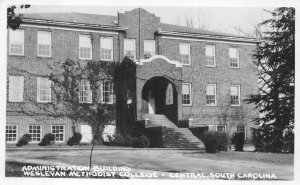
(22, 18, 127, 32)
(156, 30, 262, 44)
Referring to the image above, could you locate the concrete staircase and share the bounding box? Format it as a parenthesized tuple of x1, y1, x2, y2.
(143, 114, 204, 149)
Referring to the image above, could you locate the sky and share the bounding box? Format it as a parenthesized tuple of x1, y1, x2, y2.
(15, 5, 275, 36)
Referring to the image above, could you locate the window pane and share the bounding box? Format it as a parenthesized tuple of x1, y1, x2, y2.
(9, 76, 24, 102)
(205, 45, 215, 56)
(28, 125, 42, 142)
(51, 125, 64, 141)
(9, 29, 24, 43)
(229, 48, 237, 58)
(79, 35, 92, 47)
(180, 44, 189, 54)
(38, 32, 51, 45)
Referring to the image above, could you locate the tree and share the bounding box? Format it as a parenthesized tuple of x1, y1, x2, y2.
(7, 5, 30, 30)
(246, 8, 295, 153)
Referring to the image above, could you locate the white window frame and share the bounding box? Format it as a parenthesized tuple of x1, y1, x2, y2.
(206, 84, 217, 106)
(28, 125, 42, 143)
(9, 29, 24, 56)
(101, 81, 114, 104)
(182, 83, 192, 106)
(179, 43, 191, 65)
(100, 37, 113, 61)
(37, 77, 51, 103)
(229, 47, 239, 68)
(124, 38, 136, 61)
(216, 125, 226, 132)
(6, 124, 18, 143)
(51, 125, 65, 142)
(144, 40, 155, 59)
(230, 85, 241, 106)
(205, 45, 216, 67)
(9, 76, 24, 102)
(37, 31, 51, 57)
(237, 125, 247, 140)
(79, 80, 92, 103)
(79, 34, 92, 60)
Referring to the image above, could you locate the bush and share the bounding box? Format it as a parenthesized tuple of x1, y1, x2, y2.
(16, 134, 31, 147)
(103, 134, 134, 147)
(202, 132, 218, 153)
(67, 132, 82, 146)
(231, 132, 245, 151)
(39, 133, 55, 146)
(202, 131, 229, 153)
(133, 135, 150, 148)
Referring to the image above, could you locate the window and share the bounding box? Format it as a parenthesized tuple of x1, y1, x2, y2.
(124, 39, 136, 60)
(237, 125, 246, 139)
(230, 85, 240, 106)
(205, 45, 215, 67)
(9, 76, 24, 102)
(6, 125, 18, 143)
(37, 77, 51, 103)
(144, 40, 155, 59)
(37, 31, 51, 57)
(100, 37, 113, 61)
(179, 43, 190, 65)
(101, 81, 114, 104)
(9, 29, 24, 55)
(182, 83, 191, 105)
(79, 80, 92, 103)
(79, 35, 92, 60)
(51, 125, 65, 142)
(229, 47, 239, 68)
(217, 125, 226, 132)
(206, 84, 216, 106)
(28, 125, 42, 142)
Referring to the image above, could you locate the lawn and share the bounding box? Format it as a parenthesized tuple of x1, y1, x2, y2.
(6, 147, 294, 180)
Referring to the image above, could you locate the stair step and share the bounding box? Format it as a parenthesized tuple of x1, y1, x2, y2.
(143, 114, 204, 149)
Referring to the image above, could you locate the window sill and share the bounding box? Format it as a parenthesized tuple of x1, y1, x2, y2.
(231, 104, 241, 107)
(79, 58, 93, 61)
(230, 67, 240, 69)
(182, 104, 192, 107)
(206, 104, 217, 107)
(206, 65, 216, 68)
(8, 54, 25, 57)
(37, 56, 52, 59)
(8, 101, 24, 103)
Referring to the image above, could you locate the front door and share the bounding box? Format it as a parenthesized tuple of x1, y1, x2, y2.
(148, 90, 155, 114)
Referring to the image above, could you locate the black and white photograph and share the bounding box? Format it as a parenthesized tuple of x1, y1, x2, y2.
(1, 0, 297, 184)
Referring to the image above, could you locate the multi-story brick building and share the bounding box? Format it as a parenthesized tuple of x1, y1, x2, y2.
(6, 8, 259, 146)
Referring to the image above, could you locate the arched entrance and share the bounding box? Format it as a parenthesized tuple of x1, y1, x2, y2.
(141, 76, 178, 123)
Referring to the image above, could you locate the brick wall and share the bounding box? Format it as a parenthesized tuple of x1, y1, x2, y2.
(7, 25, 120, 142)
(161, 38, 258, 139)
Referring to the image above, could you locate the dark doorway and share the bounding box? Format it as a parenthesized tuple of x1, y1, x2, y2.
(141, 77, 178, 123)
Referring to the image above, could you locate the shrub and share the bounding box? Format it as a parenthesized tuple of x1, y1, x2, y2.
(133, 135, 150, 148)
(16, 134, 31, 147)
(202, 131, 230, 153)
(214, 132, 230, 151)
(202, 132, 218, 153)
(231, 132, 245, 151)
(39, 133, 55, 146)
(103, 134, 134, 147)
(67, 132, 82, 146)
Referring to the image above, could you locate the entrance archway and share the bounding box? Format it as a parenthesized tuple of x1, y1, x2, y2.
(141, 76, 178, 123)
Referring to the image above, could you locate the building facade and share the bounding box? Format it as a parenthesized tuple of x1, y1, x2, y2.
(6, 8, 259, 145)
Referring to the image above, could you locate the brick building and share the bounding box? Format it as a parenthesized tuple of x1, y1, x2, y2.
(6, 8, 259, 147)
